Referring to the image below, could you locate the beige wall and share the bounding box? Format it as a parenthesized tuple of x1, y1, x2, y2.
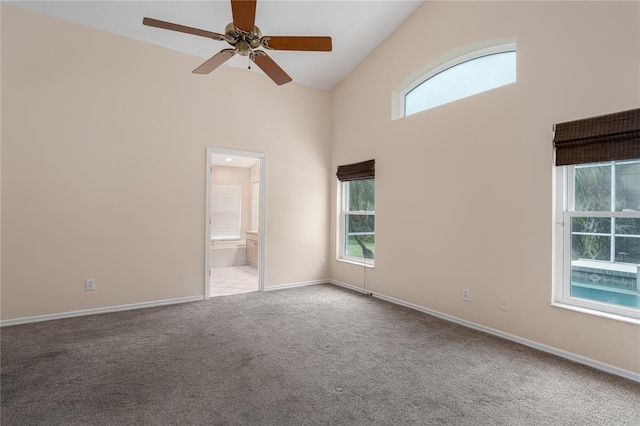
(250, 160, 260, 186)
(330, 1, 640, 374)
(212, 165, 252, 239)
(2, 1, 639, 377)
(1, 5, 331, 319)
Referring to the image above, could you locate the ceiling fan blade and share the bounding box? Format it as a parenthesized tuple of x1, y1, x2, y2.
(261, 36, 332, 52)
(231, 0, 257, 32)
(193, 49, 236, 74)
(251, 51, 292, 86)
(143, 17, 225, 41)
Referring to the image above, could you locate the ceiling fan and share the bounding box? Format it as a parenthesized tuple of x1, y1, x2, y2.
(143, 0, 332, 86)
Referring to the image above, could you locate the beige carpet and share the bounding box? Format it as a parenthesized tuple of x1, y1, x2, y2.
(2, 284, 639, 425)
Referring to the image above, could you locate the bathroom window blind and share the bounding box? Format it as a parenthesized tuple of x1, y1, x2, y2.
(211, 182, 241, 240)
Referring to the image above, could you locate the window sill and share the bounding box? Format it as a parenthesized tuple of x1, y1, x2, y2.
(551, 302, 640, 325)
(337, 258, 375, 269)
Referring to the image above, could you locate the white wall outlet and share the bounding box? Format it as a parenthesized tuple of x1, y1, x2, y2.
(85, 279, 95, 291)
(462, 288, 470, 301)
(321, 259, 326, 268)
(500, 297, 509, 311)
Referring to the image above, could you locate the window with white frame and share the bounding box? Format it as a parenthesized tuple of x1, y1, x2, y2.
(211, 182, 241, 240)
(337, 160, 376, 266)
(401, 43, 516, 117)
(341, 179, 375, 265)
(554, 109, 640, 320)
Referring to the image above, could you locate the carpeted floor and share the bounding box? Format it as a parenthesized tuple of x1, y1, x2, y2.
(1, 284, 639, 425)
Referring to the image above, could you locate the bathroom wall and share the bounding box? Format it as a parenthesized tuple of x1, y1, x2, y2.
(250, 161, 261, 231)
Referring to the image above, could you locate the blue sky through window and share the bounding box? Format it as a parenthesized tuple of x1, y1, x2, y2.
(404, 51, 516, 116)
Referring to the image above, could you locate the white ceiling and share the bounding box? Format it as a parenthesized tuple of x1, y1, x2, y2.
(9, 0, 424, 90)
(212, 154, 259, 168)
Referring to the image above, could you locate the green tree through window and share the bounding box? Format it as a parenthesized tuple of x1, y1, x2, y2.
(344, 179, 375, 262)
(572, 162, 640, 264)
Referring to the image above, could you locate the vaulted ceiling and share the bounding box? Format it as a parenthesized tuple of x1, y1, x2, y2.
(9, 1, 424, 90)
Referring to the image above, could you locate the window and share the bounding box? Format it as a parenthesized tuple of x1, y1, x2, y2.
(341, 179, 375, 265)
(336, 159, 375, 266)
(401, 43, 516, 117)
(553, 108, 640, 320)
(556, 161, 640, 319)
(211, 182, 241, 240)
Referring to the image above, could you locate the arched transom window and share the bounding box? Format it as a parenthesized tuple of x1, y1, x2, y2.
(400, 42, 516, 117)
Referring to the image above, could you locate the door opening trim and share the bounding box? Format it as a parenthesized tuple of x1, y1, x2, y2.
(205, 147, 266, 298)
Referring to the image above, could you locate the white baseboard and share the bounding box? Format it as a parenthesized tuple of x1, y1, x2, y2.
(4, 279, 637, 383)
(264, 280, 326, 292)
(330, 279, 374, 295)
(0, 295, 204, 327)
(328, 279, 640, 383)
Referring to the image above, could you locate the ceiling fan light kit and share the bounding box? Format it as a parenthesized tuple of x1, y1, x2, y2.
(142, 0, 332, 86)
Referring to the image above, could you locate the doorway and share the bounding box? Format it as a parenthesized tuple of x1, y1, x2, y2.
(205, 148, 265, 299)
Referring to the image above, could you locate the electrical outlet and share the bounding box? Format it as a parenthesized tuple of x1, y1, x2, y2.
(85, 279, 95, 291)
(321, 259, 326, 268)
(500, 297, 509, 311)
(462, 288, 470, 301)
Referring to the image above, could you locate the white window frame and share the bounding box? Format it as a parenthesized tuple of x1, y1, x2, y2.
(397, 42, 516, 118)
(554, 162, 640, 322)
(339, 180, 375, 267)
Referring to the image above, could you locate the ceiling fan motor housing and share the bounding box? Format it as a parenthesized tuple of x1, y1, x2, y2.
(224, 22, 262, 55)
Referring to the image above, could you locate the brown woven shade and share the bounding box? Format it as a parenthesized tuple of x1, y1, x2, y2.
(336, 159, 375, 182)
(553, 108, 640, 166)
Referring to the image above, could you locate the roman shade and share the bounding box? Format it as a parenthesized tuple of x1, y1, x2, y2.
(336, 159, 375, 182)
(553, 108, 640, 166)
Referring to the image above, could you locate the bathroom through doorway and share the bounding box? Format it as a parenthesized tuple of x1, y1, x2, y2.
(205, 148, 265, 298)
